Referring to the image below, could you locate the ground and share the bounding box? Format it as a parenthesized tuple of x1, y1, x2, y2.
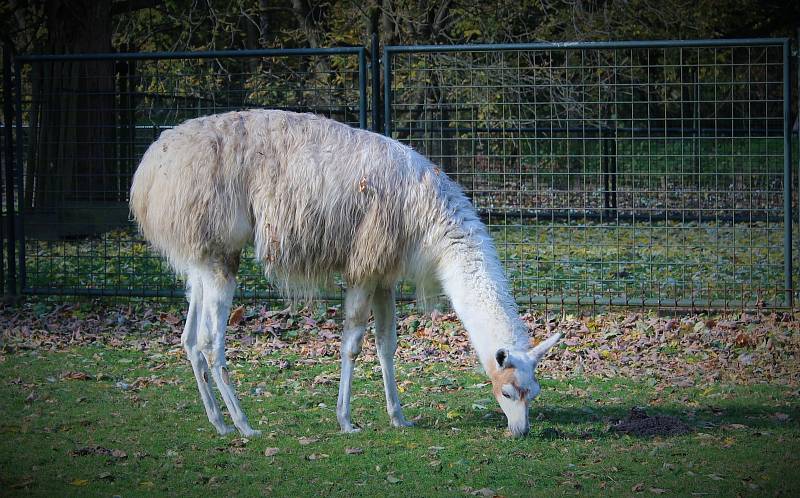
(0, 300, 799, 497)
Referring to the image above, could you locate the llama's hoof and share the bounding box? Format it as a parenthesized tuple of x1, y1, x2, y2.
(340, 424, 362, 434)
(391, 418, 415, 428)
(239, 427, 262, 437)
(216, 424, 236, 436)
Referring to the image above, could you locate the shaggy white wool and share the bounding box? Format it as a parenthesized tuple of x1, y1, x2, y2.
(129, 109, 560, 437)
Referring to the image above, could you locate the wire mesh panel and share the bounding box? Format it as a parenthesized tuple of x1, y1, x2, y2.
(15, 48, 366, 298)
(386, 40, 793, 308)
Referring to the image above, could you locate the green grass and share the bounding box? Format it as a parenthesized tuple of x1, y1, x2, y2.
(1, 344, 798, 497)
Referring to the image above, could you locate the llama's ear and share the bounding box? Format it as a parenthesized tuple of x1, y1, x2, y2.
(528, 333, 562, 363)
(495, 348, 511, 369)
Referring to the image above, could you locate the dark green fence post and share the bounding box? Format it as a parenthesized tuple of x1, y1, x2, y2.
(383, 48, 392, 137)
(2, 45, 16, 297)
(784, 38, 793, 307)
(13, 56, 25, 293)
(371, 33, 380, 133)
(359, 47, 367, 129)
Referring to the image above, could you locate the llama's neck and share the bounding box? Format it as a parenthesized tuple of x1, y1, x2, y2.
(436, 224, 529, 373)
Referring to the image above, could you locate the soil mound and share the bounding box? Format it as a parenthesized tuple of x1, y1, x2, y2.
(610, 407, 691, 437)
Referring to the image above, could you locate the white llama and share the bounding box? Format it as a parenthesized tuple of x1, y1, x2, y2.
(129, 109, 561, 437)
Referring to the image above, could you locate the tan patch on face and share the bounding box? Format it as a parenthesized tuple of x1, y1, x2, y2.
(488, 364, 530, 400)
(490, 367, 520, 398)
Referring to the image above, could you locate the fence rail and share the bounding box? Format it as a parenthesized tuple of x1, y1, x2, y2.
(1, 39, 796, 309)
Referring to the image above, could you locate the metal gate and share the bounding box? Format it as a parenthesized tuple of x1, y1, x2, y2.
(384, 39, 794, 308)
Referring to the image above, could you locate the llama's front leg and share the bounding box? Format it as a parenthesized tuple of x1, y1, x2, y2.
(182, 274, 234, 435)
(199, 268, 261, 437)
(373, 287, 413, 428)
(337, 286, 371, 433)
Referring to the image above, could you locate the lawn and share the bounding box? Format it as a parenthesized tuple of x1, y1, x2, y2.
(1, 301, 799, 496)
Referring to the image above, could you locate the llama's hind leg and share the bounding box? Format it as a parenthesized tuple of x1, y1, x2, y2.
(373, 287, 413, 428)
(181, 273, 234, 435)
(197, 261, 261, 437)
(337, 285, 373, 433)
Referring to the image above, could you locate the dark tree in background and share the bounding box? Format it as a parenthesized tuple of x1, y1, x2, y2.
(26, 0, 116, 209)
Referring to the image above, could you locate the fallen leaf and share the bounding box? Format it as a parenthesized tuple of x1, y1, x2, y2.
(264, 447, 279, 457)
(773, 413, 790, 422)
(707, 473, 724, 481)
(10, 477, 34, 489)
(632, 483, 645, 492)
(386, 474, 402, 484)
(70, 479, 89, 486)
(722, 423, 748, 430)
(306, 453, 328, 461)
(345, 447, 364, 455)
(298, 436, 318, 445)
(111, 449, 127, 459)
(160, 313, 182, 325)
(472, 488, 496, 496)
(62, 371, 91, 381)
(649, 488, 668, 494)
(228, 306, 246, 326)
(229, 438, 249, 448)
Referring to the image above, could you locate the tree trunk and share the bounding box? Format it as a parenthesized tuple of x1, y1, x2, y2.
(29, 0, 116, 209)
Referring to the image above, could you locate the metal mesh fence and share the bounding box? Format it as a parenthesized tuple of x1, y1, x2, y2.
(13, 48, 366, 299)
(2, 40, 795, 309)
(385, 40, 794, 308)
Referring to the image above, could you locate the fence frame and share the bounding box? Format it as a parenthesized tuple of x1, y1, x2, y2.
(1, 39, 795, 308)
(383, 38, 794, 308)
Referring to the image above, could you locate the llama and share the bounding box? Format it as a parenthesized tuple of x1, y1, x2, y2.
(129, 109, 561, 437)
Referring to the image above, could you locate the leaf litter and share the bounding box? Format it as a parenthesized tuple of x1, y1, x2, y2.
(1, 301, 798, 388)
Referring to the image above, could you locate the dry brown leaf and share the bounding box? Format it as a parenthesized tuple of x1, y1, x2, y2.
(264, 447, 279, 457)
(298, 436, 319, 445)
(228, 306, 246, 326)
(345, 447, 364, 455)
(62, 371, 91, 381)
(160, 313, 182, 325)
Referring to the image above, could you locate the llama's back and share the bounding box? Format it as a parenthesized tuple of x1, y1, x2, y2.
(130, 109, 474, 295)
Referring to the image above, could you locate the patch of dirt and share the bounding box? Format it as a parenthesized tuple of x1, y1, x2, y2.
(610, 407, 691, 437)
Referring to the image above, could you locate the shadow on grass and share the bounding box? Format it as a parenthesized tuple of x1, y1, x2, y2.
(412, 401, 798, 440)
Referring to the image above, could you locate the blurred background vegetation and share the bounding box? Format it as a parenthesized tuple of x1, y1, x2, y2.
(1, 0, 798, 57)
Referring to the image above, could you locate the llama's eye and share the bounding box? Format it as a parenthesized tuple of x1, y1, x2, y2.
(502, 392, 512, 399)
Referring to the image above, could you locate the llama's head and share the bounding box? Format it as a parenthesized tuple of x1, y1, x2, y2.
(490, 333, 561, 437)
